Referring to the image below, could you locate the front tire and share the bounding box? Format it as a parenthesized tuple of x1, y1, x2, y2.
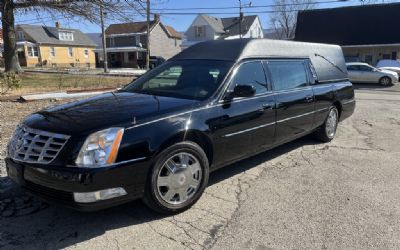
(314, 106, 339, 142)
(143, 141, 209, 214)
(379, 76, 392, 86)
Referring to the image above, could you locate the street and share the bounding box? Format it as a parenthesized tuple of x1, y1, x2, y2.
(0, 83, 400, 249)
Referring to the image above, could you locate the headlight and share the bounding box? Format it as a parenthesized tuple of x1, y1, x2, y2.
(75, 127, 124, 168)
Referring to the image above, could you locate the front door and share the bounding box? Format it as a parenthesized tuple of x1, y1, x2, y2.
(358, 64, 378, 83)
(212, 60, 276, 166)
(266, 59, 315, 143)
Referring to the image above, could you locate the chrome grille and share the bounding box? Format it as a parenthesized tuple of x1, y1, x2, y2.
(8, 126, 70, 164)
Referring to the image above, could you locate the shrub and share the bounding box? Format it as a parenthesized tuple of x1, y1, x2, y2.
(0, 72, 22, 95)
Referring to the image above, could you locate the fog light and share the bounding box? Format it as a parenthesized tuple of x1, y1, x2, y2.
(73, 187, 127, 203)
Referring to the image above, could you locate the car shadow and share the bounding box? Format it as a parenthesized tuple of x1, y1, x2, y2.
(352, 82, 399, 92)
(0, 136, 321, 249)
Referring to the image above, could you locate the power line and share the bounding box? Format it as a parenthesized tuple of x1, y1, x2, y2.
(123, 7, 339, 16)
(148, 0, 349, 11)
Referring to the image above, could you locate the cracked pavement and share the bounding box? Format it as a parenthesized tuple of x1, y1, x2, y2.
(1, 84, 400, 249)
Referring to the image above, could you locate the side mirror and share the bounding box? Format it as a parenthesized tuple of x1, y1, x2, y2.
(233, 85, 256, 98)
(223, 84, 256, 102)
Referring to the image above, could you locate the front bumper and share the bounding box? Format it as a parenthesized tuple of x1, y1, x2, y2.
(5, 157, 151, 211)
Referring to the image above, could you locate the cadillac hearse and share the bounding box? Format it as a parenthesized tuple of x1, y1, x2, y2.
(6, 39, 355, 214)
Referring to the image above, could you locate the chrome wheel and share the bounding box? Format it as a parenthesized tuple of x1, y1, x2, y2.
(156, 153, 202, 205)
(325, 108, 338, 138)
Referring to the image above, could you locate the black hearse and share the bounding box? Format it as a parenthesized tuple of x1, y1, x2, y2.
(6, 39, 355, 214)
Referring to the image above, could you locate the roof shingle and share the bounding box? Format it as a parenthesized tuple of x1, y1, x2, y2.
(105, 21, 157, 35)
(18, 25, 96, 47)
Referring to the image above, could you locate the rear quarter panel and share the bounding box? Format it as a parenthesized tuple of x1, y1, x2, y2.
(333, 81, 355, 121)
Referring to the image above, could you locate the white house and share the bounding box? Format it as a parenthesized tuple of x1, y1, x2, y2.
(182, 14, 264, 49)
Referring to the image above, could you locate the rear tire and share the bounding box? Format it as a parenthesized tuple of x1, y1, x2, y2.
(314, 106, 339, 142)
(143, 141, 209, 214)
(379, 76, 392, 86)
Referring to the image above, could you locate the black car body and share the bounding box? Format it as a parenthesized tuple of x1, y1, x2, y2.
(6, 39, 355, 213)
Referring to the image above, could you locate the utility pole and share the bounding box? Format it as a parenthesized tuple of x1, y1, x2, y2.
(100, 5, 108, 73)
(146, 0, 150, 71)
(239, 0, 242, 39)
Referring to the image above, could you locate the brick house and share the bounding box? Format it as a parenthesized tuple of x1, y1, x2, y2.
(295, 3, 400, 66)
(15, 23, 96, 68)
(100, 14, 182, 68)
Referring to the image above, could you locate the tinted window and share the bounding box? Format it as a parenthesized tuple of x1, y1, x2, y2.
(123, 60, 232, 100)
(347, 65, 359, 71)
(359, 65, 374, 72)
(231, 61, 268, 94)
(268, 61, 308, 91)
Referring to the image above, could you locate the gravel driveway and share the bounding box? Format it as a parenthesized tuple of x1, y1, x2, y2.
(0, 85, 400, 249)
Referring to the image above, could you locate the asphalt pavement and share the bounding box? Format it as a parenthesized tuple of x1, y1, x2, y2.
(0, 83, 399, 249)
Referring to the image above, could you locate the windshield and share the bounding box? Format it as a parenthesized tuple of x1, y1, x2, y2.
(122, 60, 233, 100)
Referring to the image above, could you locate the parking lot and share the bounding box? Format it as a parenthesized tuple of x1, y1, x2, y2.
(0, 83, 400, 249)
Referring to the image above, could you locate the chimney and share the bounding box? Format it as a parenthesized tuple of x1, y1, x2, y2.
(154, 14, 160, 22)
(55, 21, 61, 28)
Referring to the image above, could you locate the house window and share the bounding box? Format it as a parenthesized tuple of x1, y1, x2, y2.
(128, 52, 135, 61)
(68, 47, 74, 57)
(109, 38, 115, 47)
(27, 46, 38, 57)
(17, 31, 25, 41)
(364, 55, 373, 65)
(84, 48, 89, 58)
(135, 36, 140, 46)
(174, 39, 177, 47)
(59, 31, 74, 41)
(382, 54, 391, 60)
(50, 47, 56, 57)
(195, 26, 205, 38)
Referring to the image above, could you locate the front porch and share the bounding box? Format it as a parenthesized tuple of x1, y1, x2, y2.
(95, 46, 147, 69)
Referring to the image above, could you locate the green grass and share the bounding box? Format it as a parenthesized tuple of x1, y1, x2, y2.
(11, 72, 133, 95)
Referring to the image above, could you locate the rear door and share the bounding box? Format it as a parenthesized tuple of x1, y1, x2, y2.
(266, 59, 315, 143)
(346, 65, 361, 83)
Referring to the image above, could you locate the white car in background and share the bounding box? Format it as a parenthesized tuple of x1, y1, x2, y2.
(376, 59, 400, 75)
(346, 62, 398, 86)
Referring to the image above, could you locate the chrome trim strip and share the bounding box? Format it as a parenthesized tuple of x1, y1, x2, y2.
(223, 122, 275, 138)
(222, 107, 329, 138)
(342, 99, 355, 105)
(69, 157, 147, 168)
(277, 109, 316, 124)
(127, 96, 329, 131)
(126, 106, 213, 130)
(217, 92, 275, 104)
(127, 94, 276, 130)
(114, 157, 147, 165)
(274, 107, 328, 124)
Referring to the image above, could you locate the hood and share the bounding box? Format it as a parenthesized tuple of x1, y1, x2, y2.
(23, 92, 201, 136)
(379, 67, 400, 74)
(380, 69, 399, 76)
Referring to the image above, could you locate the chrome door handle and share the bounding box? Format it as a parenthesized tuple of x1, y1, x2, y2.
(262, 102, 275, 110)
(305, 95, 314, 103)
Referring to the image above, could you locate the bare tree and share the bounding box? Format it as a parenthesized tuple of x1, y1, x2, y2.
(269, 0, 316, 40)
(0, 0, 143, 73)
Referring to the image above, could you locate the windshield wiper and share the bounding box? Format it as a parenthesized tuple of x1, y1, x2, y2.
(315, 53, 346, 75)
